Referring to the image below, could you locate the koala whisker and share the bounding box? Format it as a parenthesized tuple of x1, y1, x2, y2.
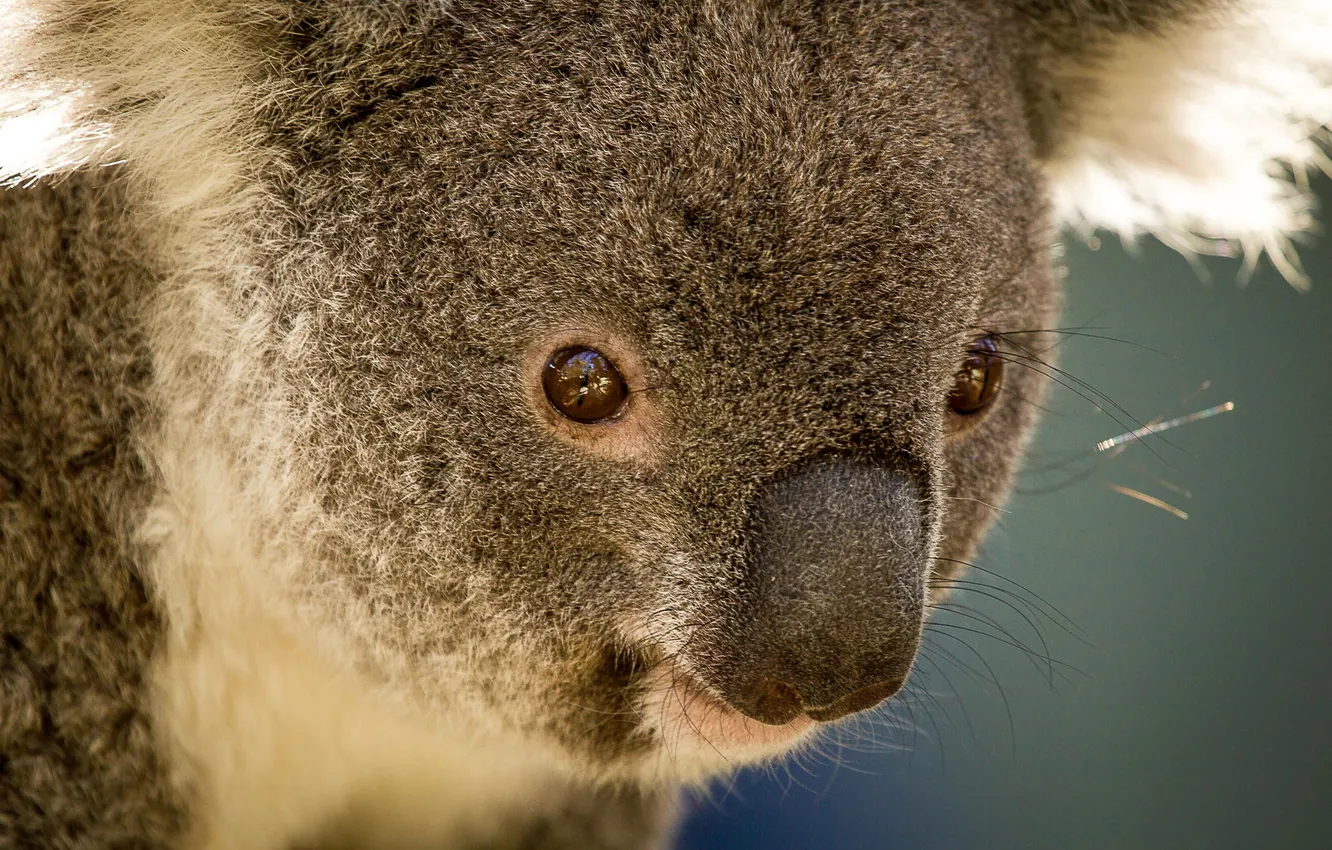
(990, 348, 1123, 412)
(1017, 440, 1165, 494)
(656, 620, 733, 765)
(917, 640, 999, 693)
(625, 617, 696, 653)
(992, 325, 1175, 361)
(668, 670, 729, 766)
(930, 558, 1088, 642)
(802, 733, 841, 773)
(820, 654, 973, 762)
(929, 596, 1043, 653)
(930, 573, 1060, 635)
(555, 697, 630, 718)
(626, 607, 703, 652)
(767, 745, 828, 798)
(924, 621, 1082, 684)
(930, 584, 1076, 670)
(992, 380, 1063, 416)
(928, 600, 1062, 689)
(943, 495, 1012, 515)
(908, 646, 997, 755)
(892, 675, 949, 743)
(809, 726, 857, 769)
(917, 630, 1018, 757)
(990, 350, 1174, 468)
(932, 575, 1090, 649)
(809, 736, 869, 788)
(902, 665, 963, 758)
(928, 588, 1057, 678)
(927, 659, 996, 759)
(694, 763, 746, 812)
(927, 608, 1055, 668)
(879, 682, 944, 764)
(813, 737, 862, 782)
(893, 692, 929, 762)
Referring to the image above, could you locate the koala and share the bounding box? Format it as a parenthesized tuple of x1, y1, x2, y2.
(1, 1, 1328, 848)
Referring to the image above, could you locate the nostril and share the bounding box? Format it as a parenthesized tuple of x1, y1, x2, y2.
(748, 679, 804, 726)
(805, 677, 905, 723)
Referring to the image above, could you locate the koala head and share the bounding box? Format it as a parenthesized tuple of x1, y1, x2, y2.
(268, 0, 1057, 781)
(4, 0, 1326, 807)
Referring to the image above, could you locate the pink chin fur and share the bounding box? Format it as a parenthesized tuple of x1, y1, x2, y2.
(638, 663, 817, 758)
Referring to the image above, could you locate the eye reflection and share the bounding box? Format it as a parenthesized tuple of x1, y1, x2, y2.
(949, 336, 1003, 417)
(543, 347, 629, 423)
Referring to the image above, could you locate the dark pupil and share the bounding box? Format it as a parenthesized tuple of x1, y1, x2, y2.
(543, 348, 628, 423)
(949, 337, 1001, 415)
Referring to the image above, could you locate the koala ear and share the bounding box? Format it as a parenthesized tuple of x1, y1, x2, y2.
(1016, 0, 1332, 280)
(0, 0, 259, 219)
(0, 4, 109, 183)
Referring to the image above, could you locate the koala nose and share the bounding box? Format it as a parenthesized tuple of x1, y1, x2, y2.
(717, 459, 927, 725)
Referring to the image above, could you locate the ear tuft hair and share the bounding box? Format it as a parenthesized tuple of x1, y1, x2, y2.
(0, 6, 110, 183)
(0, 0, 273, 222)
(1024, 0, 1332, 285)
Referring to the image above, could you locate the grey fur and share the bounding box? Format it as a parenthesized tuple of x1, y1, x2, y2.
(0, 174, 184, 846)
(0, 1, 1313, 848)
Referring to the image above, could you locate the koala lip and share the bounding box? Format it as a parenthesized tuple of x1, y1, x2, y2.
(802, 677, 907, 722)
(641, 664, 816, 754)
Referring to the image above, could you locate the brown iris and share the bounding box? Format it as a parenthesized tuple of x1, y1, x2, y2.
(949, 336, 1003, 416)
(543, 347, 629, 423)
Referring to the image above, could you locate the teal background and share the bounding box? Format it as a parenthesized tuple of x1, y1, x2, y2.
(678, 178, 1332, 849)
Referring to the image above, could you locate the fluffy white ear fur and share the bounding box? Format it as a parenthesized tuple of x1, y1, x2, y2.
(1042, 0, 1332, 283)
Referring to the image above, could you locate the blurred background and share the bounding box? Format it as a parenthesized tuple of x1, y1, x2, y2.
(676, 176, 1332, 850)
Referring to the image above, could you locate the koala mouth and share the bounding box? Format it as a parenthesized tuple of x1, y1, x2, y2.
(637, 662, 817, 756)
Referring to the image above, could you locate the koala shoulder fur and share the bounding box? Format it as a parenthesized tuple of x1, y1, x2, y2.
(1, 2, 1329, 848)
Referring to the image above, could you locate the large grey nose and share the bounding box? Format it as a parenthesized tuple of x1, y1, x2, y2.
(716, 459, 927, 725)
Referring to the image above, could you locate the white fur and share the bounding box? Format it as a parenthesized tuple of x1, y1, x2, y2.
(1043, 0, 1332, 283)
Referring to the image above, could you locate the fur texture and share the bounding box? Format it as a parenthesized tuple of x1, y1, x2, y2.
(0, 171, 183, 848)
(1021, 0, 1332, 277)
(1, 2, 1328, 848)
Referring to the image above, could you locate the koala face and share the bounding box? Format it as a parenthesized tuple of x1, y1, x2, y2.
(273, 0, 1056, 781)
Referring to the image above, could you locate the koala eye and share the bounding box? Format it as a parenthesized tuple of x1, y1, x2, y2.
(948, 336, 1003, 418)
(543, 347, 629, 423)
